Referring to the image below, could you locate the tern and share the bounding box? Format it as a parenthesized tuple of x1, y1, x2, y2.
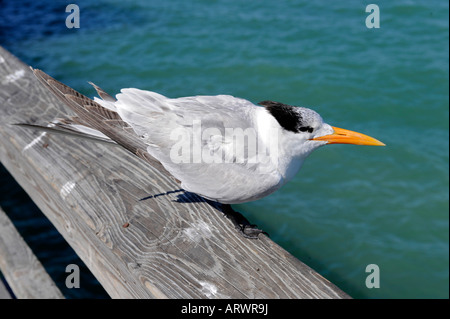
(24, 69, 385, 238)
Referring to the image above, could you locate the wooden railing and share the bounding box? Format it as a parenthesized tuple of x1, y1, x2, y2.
(0, 46, 349, 299)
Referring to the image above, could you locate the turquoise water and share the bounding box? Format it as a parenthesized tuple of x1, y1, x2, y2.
(1, 0, 448, 298)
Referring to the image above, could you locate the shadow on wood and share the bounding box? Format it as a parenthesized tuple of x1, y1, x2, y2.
(0, 46, 350, 299)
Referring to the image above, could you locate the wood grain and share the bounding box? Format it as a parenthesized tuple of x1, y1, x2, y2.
(0, 207, 64, 299)
(0, 275, 12, 299)
(0, 46, 350, 299)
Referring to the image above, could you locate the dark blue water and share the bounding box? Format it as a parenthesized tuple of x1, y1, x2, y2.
(1, 0, 448, 298)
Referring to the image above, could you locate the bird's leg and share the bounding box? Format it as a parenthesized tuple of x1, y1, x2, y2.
(221, 204, 268, 239)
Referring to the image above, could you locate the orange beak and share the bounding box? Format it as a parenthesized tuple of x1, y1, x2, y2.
(312, 126, 385, 146)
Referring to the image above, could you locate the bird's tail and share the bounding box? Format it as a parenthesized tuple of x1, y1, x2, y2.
(16, 72, 120, 146)
(14, 120, 118, 146)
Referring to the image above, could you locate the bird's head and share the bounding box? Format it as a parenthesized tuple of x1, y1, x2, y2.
(259, 100, 385, 159)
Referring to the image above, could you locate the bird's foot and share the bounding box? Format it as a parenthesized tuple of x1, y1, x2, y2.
(221, 204, 268, 239)
(239, 224, 268, 239)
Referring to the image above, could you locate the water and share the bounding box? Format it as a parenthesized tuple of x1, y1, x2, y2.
(0, 0, 448, 298)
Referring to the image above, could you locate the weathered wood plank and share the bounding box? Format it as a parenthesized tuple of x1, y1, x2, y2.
(0, 207, 64, 299)
(0, 274, 12, 299)
(0, 46, 350, 299)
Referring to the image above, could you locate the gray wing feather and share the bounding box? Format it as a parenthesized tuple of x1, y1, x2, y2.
(31, 68, 171, 176)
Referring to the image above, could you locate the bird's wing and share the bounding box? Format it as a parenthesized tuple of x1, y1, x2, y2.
(31, 68, 171, 175)
(111, 90, 282, 203)
(14, 121, 117, 145)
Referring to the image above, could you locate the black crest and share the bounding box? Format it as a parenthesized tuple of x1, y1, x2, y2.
(259, 100, 305, 133)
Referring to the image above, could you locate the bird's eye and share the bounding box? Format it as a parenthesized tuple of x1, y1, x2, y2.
(299, 126, 314, 133)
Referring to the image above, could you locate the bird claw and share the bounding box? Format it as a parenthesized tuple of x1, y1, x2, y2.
(239, 224, 269, 239)
(221, 204, 269, 239)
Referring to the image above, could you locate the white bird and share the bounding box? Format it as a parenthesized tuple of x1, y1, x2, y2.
(25, 68, 384, 237)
